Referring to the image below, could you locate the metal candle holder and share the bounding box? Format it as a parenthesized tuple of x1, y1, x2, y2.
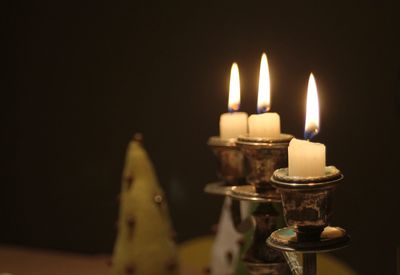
(225, 134, 293, 275)
(230, 194, 288, 275)
(267, 166, 350, 275)
(235, 134, 293, 193)
(204, 136, 246, 196)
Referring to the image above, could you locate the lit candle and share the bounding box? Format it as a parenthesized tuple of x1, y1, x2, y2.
(288, 73, 326, 177)
(219, 63, 248, 139)
(248, 53, 281, 138)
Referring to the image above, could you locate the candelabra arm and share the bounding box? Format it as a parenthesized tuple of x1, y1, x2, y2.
(303, 253, 316, 275)
(283, 252, 302, 275)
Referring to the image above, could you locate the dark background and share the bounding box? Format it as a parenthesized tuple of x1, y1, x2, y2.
(7, 1, 400, 274)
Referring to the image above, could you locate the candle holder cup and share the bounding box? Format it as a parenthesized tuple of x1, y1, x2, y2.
(271, 166, 343, 241)
(205, 136, 246, 195)
(236, 134, 293, 192)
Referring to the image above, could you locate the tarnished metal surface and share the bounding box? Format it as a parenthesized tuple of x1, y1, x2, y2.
(236, 134, 293, 191)
(207, 135, 308, 275)
(267, 226, 350, 253)
(208, 136, 246, 185)
(272, 166, 342, 188)
(281, 189, 333, 229)
(242, 203, 289, 275)
(243, 261, 288, 275)
(269, 166, 350, 275)
(283, 252, 302, 275)
(215, 135, 295, 275)
(229, 185, 281, 203)
(271, 167, 343, 237)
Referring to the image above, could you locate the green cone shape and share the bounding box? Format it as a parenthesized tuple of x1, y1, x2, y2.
(112, 139, 178, 275)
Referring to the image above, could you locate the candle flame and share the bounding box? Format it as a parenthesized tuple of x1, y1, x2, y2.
(304, 73, 320, 139)
(257, 53, 270, 113)
(228, 63, 240, 112)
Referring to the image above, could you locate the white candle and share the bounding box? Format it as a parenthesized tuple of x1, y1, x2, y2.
(219, 63, 248, 139)
(288, 73, 326, 177)
(248, 113, 280, 138)
(220, 112, 248, 139)
(248, 53, 281, 138)
(288, 138, 326, 177)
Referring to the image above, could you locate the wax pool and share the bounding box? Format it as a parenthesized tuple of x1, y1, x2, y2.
(219, 112, 248, 139)
(288, 138, 326, 177)
(248, 112, 281, 138)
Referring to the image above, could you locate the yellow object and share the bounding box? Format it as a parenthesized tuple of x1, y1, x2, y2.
(112, 139, 178, 275)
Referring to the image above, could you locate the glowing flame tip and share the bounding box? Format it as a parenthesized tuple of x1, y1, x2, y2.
(228, 62, 240, 112)
(257, 53, 270, 113)
(304, 73, 320, 139)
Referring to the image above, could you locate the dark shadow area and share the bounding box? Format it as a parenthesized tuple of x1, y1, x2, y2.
(7, 1, 400, 275)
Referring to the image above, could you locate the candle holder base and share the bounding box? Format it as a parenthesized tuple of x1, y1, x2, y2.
(266, 226, 350, 253)
(230, 185, 281, 203)
(271, 166, 343, 230)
